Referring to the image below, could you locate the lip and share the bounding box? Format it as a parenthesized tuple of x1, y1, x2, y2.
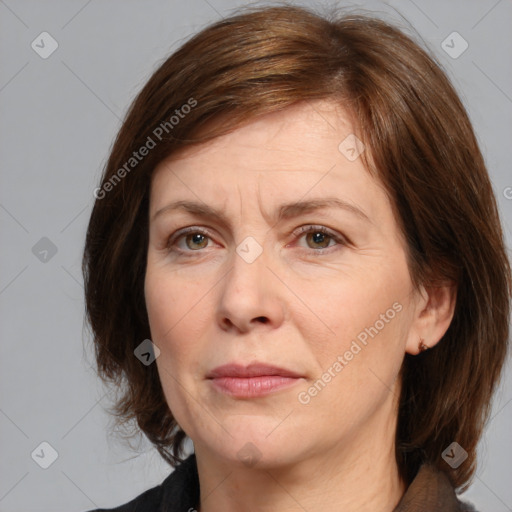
(207, 363, 304, 398)
(207, 363, 303, 379)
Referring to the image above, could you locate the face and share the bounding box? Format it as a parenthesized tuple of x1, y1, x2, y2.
(145, 99, 422, 470)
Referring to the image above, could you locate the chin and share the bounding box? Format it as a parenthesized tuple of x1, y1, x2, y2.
(196, 421, 310, 470)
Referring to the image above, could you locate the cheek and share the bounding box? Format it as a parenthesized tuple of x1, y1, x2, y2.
(145, 270, 198, 353)
(297, 300, 407, 428)
(295, 264, 409, 351)
(297, 265, 411, 407)
(145, 271, 207, 425)
(145, 274, 175, 338)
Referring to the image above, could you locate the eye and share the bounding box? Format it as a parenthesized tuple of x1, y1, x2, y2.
(166, 225, 348, 256)
(292, 225, 347, 253)
(166, 227, 214, 253)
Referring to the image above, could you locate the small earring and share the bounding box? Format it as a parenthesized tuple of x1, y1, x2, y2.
(419, 338, 429, 352)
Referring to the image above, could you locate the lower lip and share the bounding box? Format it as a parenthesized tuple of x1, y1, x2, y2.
(209, 376, 302, 398)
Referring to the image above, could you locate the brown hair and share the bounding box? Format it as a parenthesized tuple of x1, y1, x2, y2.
(82, 3, 511, 492)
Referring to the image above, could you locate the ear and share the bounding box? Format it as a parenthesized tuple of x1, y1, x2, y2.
(405, 280, 457, 355)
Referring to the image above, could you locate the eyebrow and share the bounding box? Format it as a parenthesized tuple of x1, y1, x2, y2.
(152, 197, 371, 225)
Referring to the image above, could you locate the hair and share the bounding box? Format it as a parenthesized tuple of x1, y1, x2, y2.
(82, 2, 511, 493)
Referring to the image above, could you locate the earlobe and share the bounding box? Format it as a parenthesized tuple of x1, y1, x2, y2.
(406, 281, 457, 355)
(418, 338, 429, 352)
(407, 335, 433, 356)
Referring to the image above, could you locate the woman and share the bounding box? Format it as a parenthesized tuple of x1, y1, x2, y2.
(82, 4, 511, 511)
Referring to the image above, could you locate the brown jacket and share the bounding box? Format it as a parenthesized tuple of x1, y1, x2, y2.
(86, 453, 478, 511)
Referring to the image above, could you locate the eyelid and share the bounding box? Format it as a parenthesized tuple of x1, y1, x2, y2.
(292, 224, 344, 240)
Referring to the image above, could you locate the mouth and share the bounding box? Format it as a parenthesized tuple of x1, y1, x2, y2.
(206, 363, 305, 398)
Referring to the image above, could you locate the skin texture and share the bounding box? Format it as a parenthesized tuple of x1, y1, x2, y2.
(144, 99, 457, 512)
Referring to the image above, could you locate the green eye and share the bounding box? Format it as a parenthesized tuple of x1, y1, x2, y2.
(166, 227, 212, 253)
(183, 232, 210, 250)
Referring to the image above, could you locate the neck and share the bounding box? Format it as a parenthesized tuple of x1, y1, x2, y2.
(195, 396, 406, 512)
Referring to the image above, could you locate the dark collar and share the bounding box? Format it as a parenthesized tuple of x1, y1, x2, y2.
(159, 453, 200, 512)
(393, 463, 475, 511)
(159, 454, 475, 512)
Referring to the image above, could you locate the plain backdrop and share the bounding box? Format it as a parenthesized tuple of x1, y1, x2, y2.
(0, 0, 511, 511)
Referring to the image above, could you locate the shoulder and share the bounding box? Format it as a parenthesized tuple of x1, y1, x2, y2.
(83, 453, 199, 512)
(84, 483, 162, 512)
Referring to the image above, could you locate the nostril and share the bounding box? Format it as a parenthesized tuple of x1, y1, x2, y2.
(255, 316, 268, 324)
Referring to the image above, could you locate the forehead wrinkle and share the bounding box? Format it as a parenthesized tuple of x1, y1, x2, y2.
(256, 172, 273, 227)
(237, 181, 243, 224)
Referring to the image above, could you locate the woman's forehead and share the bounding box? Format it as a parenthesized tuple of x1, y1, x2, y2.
(156, 99, 356, 165)
(148, 113, 389, 233)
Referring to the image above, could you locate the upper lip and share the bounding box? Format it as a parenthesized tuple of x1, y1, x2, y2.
(207, 363, 303, 379)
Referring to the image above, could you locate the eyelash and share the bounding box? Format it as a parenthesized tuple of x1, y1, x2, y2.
(166, 225, 348, 256)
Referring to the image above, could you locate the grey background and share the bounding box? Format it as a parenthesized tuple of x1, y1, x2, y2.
(0, 0, 511, 510)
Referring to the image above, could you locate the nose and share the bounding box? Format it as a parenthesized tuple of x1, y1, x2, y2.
(216, 244, 285, 334)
